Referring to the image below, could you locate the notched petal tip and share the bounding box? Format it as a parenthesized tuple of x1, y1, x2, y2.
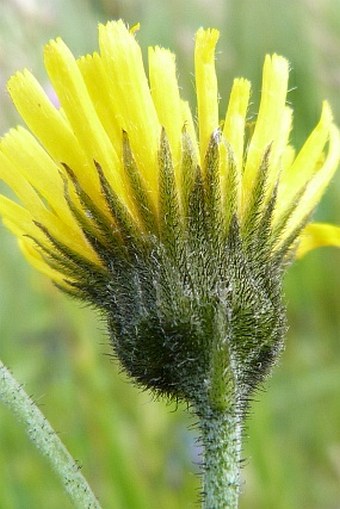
(99, 18, 133, 44)
(267, 53, 290, 72)
(195, 27, 220, 61)
(98, 20, 138, 41)
(43, 37, 81, 79)
(6, 68, 36, 98)
(148, 45, 176, 64)
(44, 36, 68, 58)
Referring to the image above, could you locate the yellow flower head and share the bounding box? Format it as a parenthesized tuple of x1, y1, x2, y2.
(0, 20, 340, 401)
(1, 20, 339, 291)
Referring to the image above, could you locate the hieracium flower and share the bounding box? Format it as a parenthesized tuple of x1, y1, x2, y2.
(1, 19, 340, 508)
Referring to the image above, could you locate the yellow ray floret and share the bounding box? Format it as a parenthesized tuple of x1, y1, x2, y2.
(1, 127, 71, 224)
(276, 101, 333, 211)
(98, 20, 161, 204)
(221, 78, 251, 212)
(297, 223, 340, 257)
(242, 54, 289, 211)
(195, 27, 220, 164)
(7, 70, 101, 203)
(275, 122, 340, 244)
(77, 52, 123, 161)
(148, 46, 182, 173)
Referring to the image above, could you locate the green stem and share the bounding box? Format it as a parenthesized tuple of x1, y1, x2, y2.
(199, 405, 242, 509)
(0, 360, 101, 509)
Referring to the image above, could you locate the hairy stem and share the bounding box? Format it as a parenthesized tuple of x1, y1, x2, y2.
(198, 404, 242, 509)
(0, 360, 101, 509)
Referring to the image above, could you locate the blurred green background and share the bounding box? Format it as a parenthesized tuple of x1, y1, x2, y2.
(0, 0, 340, 507)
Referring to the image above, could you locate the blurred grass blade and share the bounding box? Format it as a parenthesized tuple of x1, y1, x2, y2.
(0, 359, 102, 509)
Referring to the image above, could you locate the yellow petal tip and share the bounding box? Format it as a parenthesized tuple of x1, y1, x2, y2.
(195, 27, 220, 61)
